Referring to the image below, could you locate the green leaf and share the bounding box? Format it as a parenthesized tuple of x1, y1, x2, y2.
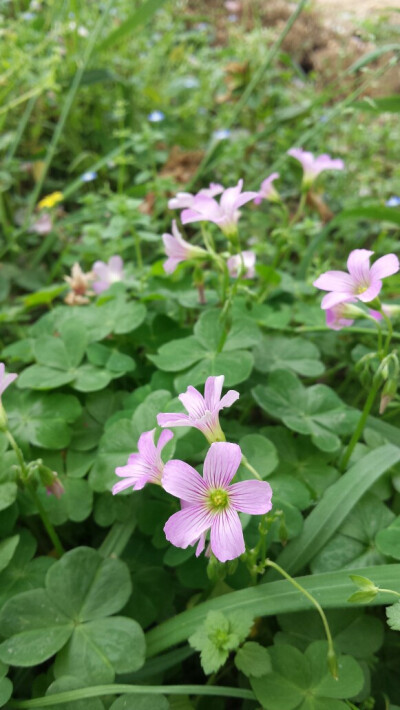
(332, 205, 400, 228)
(0, 589, 73, 665)
(353, 95, 400, 113)
(54, 617, 146, 684)
(239, 434, 278, 479)
(89, 418, 141, 492)
(98, 0, 167, 51)
(376, 516, 400, 559)
(73, 364, 113, 392)
(59, 319, 88, 369)
(347, 44, 400, 73)
(110, 696, 169, 710)
(189, 610, 251, 676)
(0, 482, 17, 512)
(270, 445, 400, 577)
(0, 675, 12, 708)
(5, 391, 82, 449)
(46, 547, 131, 622)
(386, 601, 400, 631)
(253, 371, 358, 453)
(17, 364, 75, 390)
(0, 530, 54, 610)
(174, 350, 253, 391)
(0, 535, 19, 573)
(146, 565, 400, 657)
(36, 675, 104, 710)
(254, 336, 324, 377)
(235, 642, 272, 678)
(149, 336, 206, 372)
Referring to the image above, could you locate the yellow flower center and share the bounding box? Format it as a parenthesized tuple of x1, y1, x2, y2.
(208, 488, 229, 511)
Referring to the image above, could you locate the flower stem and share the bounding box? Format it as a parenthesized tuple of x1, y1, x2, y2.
(241, 456, 262, 480)
(265, 559, 338, 679)
(340, 378, 381, 472)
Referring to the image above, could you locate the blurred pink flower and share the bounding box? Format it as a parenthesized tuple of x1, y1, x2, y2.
(162, 220, 207, 274)
(168, 183, 224, 210)
(30, 213, 53, 235)
(157, 375, 239, 443)
(314, 249, 399, 310)
(0, 363, 18, 399)
(181, 179, 258, 237)
(163, 442, 273, 562)
(113, 429, 173, 494)
(227, 250, 256, 278)
(288, 148, 344, 185)
(92, 256, 124, 294)
(254, 173, 280, 204)
(46, 475, 65, 499)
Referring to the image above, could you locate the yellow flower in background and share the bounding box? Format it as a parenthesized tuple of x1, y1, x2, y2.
(37, 191, 63, 210)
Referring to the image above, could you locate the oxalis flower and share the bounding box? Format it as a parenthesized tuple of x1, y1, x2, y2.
(325, 298, 382, 331)
(113, 429, 173, 494)
(163, 442, 273, 563)
(227, 250, 256, 279)
(0, 363, 18, 399)
(163, 220, 207, 274)
(92, 256, 124, 294)
(168, 184, 224, 211)
(314, 249, 400, 310)
(254, 173, 280, 205)
(157, 375, 238, 443)
(288, 148, 344, 186)
(181, 179, 258, 237)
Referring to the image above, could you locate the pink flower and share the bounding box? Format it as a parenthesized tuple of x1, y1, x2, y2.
(92, 256, 124, 294)
(162, 220, 207, 274)
(46, 475, 65, 499)
(288, 148, 344, 185)
(162, 442, 273, 563)
(0, 363, 17, 399)
(181, 179, 258, 237)
(157, 375, 239, 444)
(168, 184, 224, 210)
(227, 251, 256, 279)
(30, 213, 53, 235)
(314, 249, 399, 310)
(113, 429, 173, 494)
(254, 173, 280, 205)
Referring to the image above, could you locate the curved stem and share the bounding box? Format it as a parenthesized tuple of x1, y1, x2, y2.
(241, 456, 262, 480)
(340, 378, 381, 472)
(265, 559, 338, 679)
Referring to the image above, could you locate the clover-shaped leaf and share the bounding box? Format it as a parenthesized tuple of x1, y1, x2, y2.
(4, 390, 81, 449)
(253, 370, 359, 453)
(386, 601, 400, 631)
(189, 610, 254, 675)
(376, 516, 400, 560)
(254, 336, 324, 377)
(0, 529, 54, 611)
(251, 642, 364, 710)
(0, 547, 145, 683)
(0, 661, 12, 709)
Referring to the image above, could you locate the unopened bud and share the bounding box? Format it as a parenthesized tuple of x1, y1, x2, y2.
(327, 648, 339, 680)
(0, 403, 8, 431)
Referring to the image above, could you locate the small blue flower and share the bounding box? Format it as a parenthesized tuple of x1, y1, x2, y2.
(147, 110, 165, 123)
(386, 196, 400, 207)
(194, 22, 209, 31)
(182, 76, 199, 89)
(22, 11, 36, 19)
(213, 129, 231, 141)
(81, 171, 98, 183)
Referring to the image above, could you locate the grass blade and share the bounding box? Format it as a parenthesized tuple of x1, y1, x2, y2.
(97, 0, 167, 52)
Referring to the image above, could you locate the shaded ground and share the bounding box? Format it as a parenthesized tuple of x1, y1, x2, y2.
(314, 0, 399, 20)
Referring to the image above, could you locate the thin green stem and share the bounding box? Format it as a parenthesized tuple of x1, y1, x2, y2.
(28, 486, 65, 558)
(340, 378, 381, 472)
(265, 559, 338, 679)
(9, 684, 255, 708)
(290, 190, 308, 225)
(98, 519, 136, 558)
(242, 456, 261, 480)
(5, 430, 26, 473)
(378, 587, 400, 599)
(381, 309, 393, 357)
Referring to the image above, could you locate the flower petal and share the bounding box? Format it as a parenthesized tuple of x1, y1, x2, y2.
(357, 280, 382, 303)
(164, 505, 213, 549)
(321, 291, 355, 309)
(157, 412, 193, 428)
(218, 389, 240, 410)
(179, 386, 207, 418)
(370, 254, 399, 281)
(157, 429, 174, 452)
(210, 508, 245, 562)
(203, 442, 242, 488)
(313, 270, 354, 292)
(137, 429, 157, 463)
(112, 479, 137, 494)
(204, 375, 224, 411)
(346, 249, 373, 283)
(229, 480, 273, 514)
(162, 459, 208, 502)
(109, 255, 123, 273)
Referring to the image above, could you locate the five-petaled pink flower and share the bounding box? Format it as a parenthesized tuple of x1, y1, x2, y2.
(288, 148, 344, 185)
(162, 442, 273, 562)
(0, 363, 18, 399)
(168, 184, 224, 210)
(181, 179, 258, 237)
(92, 256, 124, 294)
(254, 173, 280, 205)
(113, 428, 173, 494)
(157, 375, 238, 444)
(227, 251, 256, 279)
(313, 249, 399, 310)
(163, 220, 207, 274)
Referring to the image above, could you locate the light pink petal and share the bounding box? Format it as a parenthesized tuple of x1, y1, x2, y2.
(218, 389, 240, 410)
(168, 193, 194, 210)
(0, 372, 18, 396)
(346, 249, 374, 284)
(219, 180, 243, 214)
(108, 255, 123, 273)
(0, 364, 4, 380)
(203, 442, 242, 488)
(157, 412, 193, 428)
(326, 309, 354, 330)
(321, 291, 355, 309)
(233, 190, 259, 208)
(112, 479, 138, 494)
(210, 508, 245, 562)
(180, 209, 205, 225)
(313, 270, 355, 292)
(162, 459, 208, 502)
(162, 233, 187, 259)
(195, 533, 206, 556)
(370, 254, 400, 281)
(204, 375, 224, 411)
(369, 309, 383, 321)
(164, 505, 213, 549)
(137, 429, 157, 462)
(163, 257, 180, 274)
(357, 280, 382, 303)
(179, 386, 207, 418)
(92, 280, 108, 294)
(157, 429, 174, 452)
(229, 480, 273, 514)
(92, 261, 109, 279)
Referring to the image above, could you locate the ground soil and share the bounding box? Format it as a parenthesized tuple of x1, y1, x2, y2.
(313, 0, 399, 21)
